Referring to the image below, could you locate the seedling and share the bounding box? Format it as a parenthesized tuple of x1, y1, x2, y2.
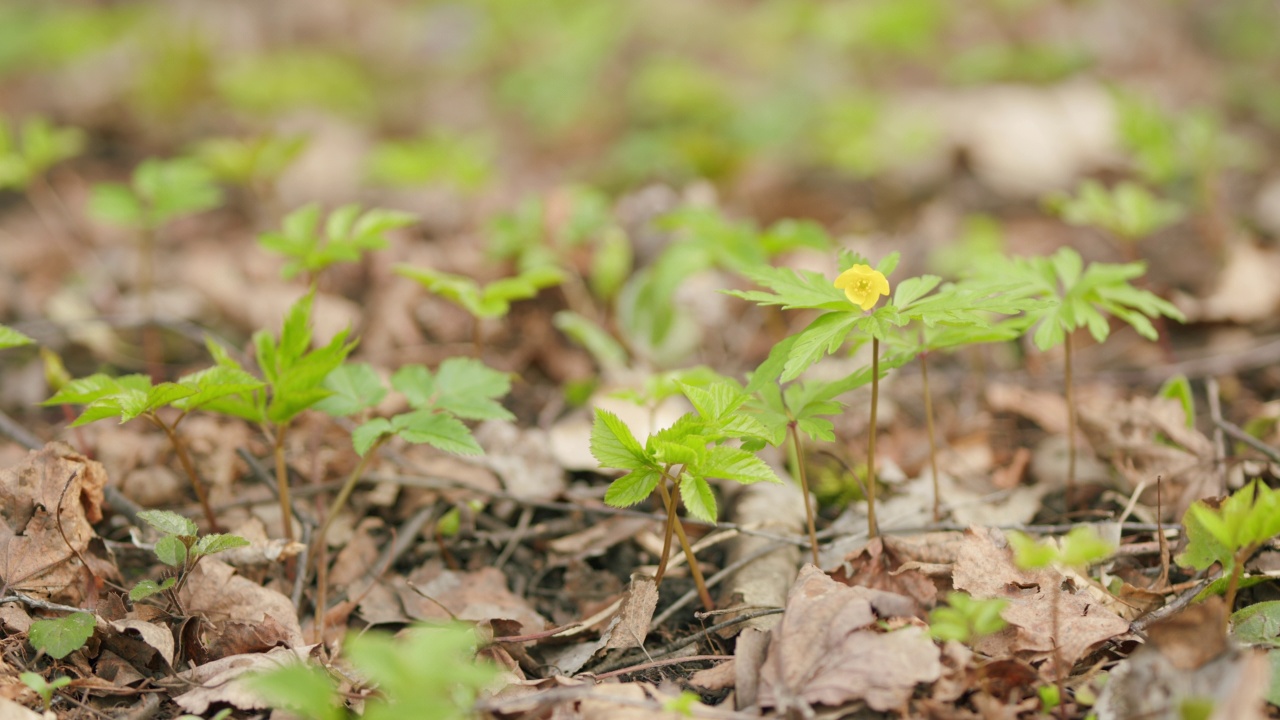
(1010, 526, 1115, 716)
(128, 509, 249, 610)
(1047, 180, 1183, 244)
(395, 263, 563, 355)
(993, 247, 1184, 497)
(367, 131, 493, 193)
(259, 202, 416, 285)
(44, 364, 265, 529)
(19, 672, 71, 712)
(1178, 479, 1280, 632)
(193, 134, 307, 222)
(27, 611, 95, 660)
(88, 157, 223, 374)
(197, 291, 355, 540)
(0, 115, 84, 192)
(248, 622, 498, 720)
(929, 592, 1008, 644)
(591, 379, 781, 610)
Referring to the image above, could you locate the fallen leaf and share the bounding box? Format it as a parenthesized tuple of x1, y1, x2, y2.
(177, 559, 304, 648)
(830, 537, 940, 617)
(165, 646, 317, 715)
(951, 527, 1129, 678)
(759, 565, 942, 712)
(397, 562, 548, 635)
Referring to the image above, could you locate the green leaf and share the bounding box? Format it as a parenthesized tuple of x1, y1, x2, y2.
(133, 157, 223, 227)
(1231, 601, 1280, 647)
(432, 358, 514, 421)
(679, 474, 718, 523)
(725, 265, 848, 311)
(678, 380, 747, 421)
(154, 536, 189, 566)
(1059, 526, 1115, 567)
(314, 363, 386, 417)
(590, 409, 650, 470)
(391, 364, 436, 409)
(393, 410, 483, 455)
(604, 468, 663, 508)
(782, 312, 860, 382)
(702, 446, 782, 485)
(129, 577, 177, 602)
(352, 418, 394, 456)
(88, 183, 143, 226)
(28, 612, 95, 659)
(173, 365, 265, 413)
(1158, 375, 1195, 428)
(137, 509, 198, 538)
(192, 533, 251, 557)
(0, 324, 33, 349)
(553, 311, 629, 372)
(1007, 531, 1056, 570)
(892, 275, 942, 310)
(43, 373, 123, 407)
(246, 662, 343, 720)
(345, 623, 497, 720)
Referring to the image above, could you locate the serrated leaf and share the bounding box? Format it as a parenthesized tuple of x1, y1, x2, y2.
(604, 468, 663, 508)
(28, 612, 95, 659)
(782, 312, 859, 382)
(1007, 531, 1056, 569)
(679, 474, 718, 523)
(0, 324, 33, 349)
(43, 373, 123, 406)
(702, 446, 782, 485)
(679, 381, 747, 421)
(553, 311, 629, 371)
(393, 410, 483, 455)
(892, 275, 942, 310)
(352, 418, 394, 456)
(391, 365, 436, 409)
(193, 533, 251, 557)
(137, 509, 198, 538)
(314, 363, 386, 417)
(154, 536, 189, 566)
(173, 365, 265, 412)
(590, 409, 650, 470)
(129, 577, 176, 602)
(726, 265, 848, 311)
(433, 358, 513, 421)
(797, 416, 836, 442)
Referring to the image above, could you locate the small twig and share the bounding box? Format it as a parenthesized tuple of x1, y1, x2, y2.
(1130, 575, 1217, 635)
(593, 607, 784, 675)
(493, 505, 533, 571)
(1212, 415, 1280, 465)
(0, 407, 42, 450)
(1, 592, 86, 614)
(592, 654, 733, 682)
(1157, 476, 1170, 590)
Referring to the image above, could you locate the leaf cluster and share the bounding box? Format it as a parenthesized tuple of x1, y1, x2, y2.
(1046, 179, 1183, 241)
(320, 358, 512, 457)
(928, 592, 1008, 643)
(89, 157, 223, 229)
(992, 247, 1185, 351)
(590, 380, 782, 523)
(259, 203, 416, 280)
(0, 115, 84, 190)
(19, 672, 72, 711)
(1008, 526, 1115, 570)
(395, 264, 563, 320)
(1178, 480, 1280, 575)
(44, 365, 264, 427)
(128, 509, 249, 602)
(247, 622, 498, 720)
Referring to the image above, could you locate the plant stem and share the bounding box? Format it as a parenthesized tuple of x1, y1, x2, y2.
(654, 475, 678, 587)
(1223, 546, 1251, 635)
(920, 348, 941, 522)
(866, 338, 880, 538)
(274, 423, 295, 540)
(1064, 332, 1076, 505)
(656, 481, 714, 611)
(313, 442, 384, 564)
(154, 417, 220, 532)
(789, 424, 820, 566)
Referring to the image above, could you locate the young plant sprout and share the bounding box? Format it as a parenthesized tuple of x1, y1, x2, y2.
(591, 380, 780, 610)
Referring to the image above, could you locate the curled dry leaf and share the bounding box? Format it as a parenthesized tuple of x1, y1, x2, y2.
(0, 443, 106, 605)
(165, 645, 317, 715)
(177, 559, 305, 649)
(759, 565, 942, 713)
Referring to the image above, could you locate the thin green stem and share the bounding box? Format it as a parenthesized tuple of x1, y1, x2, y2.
(654, 474, 678, 587)
(274, 423, 295, 541)
(153, 416, 220, 532)
(656, 481, 714, 612)
(866, 338, 880, 538)
(789, 424, 820, 566)
(1064, 332, 1076, 506)
(313, 439, 385, 562)
(921, 349, 941, 522)
(1223, 546, 1251, 636)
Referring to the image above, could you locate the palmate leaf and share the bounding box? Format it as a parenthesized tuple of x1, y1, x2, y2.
(782, 312, 860, 382)
(725, 265, 849, 311)
(433, 358, 514, 421)
(678, 380, 747, 421)
(590, 409, 651, 470)
(604, 467, 663, 508)
(174, 365, 265, 412)
(352, 418, 395, 456)
(702, 446, 781, 485)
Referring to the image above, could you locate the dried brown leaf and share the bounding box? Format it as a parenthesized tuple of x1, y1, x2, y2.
(759, 565, 942, 712)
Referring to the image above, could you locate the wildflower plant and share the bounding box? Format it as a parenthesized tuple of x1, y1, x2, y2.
(259, 202, 416, 284)
(991, 247, 1184, 496)
(127, 509, 250, 609)
(590, 379, 781, 610)
(0, 115, 84, 192)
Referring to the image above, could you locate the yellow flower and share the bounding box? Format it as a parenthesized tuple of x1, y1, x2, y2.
(834, 264, 890, 311)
